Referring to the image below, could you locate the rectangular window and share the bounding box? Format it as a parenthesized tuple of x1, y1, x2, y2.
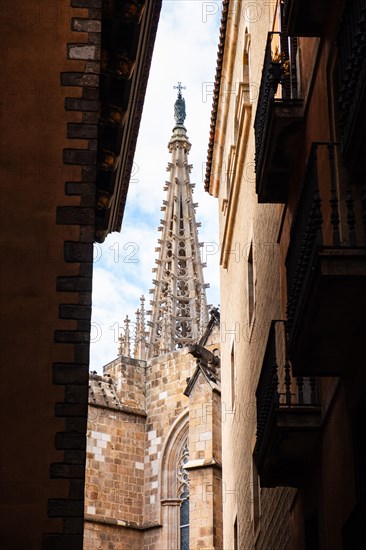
(234, 516, 238, 550)
(231, 343, 236, 407)
(248, 244, 255, 324)
(226, 145, 236, 199)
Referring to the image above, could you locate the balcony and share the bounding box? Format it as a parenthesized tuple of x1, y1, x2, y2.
(286, 143, 366, 376)
(337, 2, 366, 177)
(254, 32, 303, 203)
(283, 0, 328, 36)
(254, 321, 321, 488)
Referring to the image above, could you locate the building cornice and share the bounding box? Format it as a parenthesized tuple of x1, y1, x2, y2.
(204, 0, 230, 193)
(95, 0, 163, 242)
(111, 0, 163, 235)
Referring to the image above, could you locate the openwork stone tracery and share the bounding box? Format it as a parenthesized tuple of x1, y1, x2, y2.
(177, 437, 189, 497)
(119, 88, 209, 358)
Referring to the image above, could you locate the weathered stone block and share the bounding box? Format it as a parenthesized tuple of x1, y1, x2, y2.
(55, 433, 86, 451)
(61, 71, 99, 87)
(57, 206, 95, 225)
(67, 123, 98, 139)
(53, 363, 89, 385)
(64, 241, 94, 262)
(48, 498, 84, 517)
(68, 44, 100, 61)
(63, 148, 97, 165)
(56, 276, 93, 292)
(72, 18, 101, 33)
(65, 98, 99, 112)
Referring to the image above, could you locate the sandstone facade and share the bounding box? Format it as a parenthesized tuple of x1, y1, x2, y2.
(207, 0, 366, 548)
(84, 335, 222, 549)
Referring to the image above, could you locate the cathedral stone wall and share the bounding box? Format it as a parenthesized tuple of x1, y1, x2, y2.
(188, 468, 222, 550)
(188, 372, 221, 464)
(84, 371, 146, 549)
(144, 348, 193, 524)
(84, 339, 222, 549)
(104, 356, 146, 412)
(85, 406, 145, 523)
(84, 522, 143, 550)
(186, 369, 222, 549)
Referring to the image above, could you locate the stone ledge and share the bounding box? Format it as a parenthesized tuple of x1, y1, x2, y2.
(88, 401, 147, 418)
(184, 458, 222, 471)
(84, 514, 161, 531)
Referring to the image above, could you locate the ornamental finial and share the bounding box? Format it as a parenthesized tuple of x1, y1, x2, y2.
(173, 82, 186, 125)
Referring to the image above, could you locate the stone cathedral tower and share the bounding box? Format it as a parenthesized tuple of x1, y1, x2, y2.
(84, 89, 223, 550)
(147, 85, 209, 357)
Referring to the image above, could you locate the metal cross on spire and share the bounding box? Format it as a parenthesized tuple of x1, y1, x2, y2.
(173, 82, 187, 125)
(146, 95, 209, 357)
(174, 81, 186, 98)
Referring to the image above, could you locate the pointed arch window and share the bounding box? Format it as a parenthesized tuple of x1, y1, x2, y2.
(177, 438, 189, 549)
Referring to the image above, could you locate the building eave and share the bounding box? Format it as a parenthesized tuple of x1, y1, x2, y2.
(204, 0, 230, 194)
(95, 0, 163, 242)
(111, 0, 162, 235)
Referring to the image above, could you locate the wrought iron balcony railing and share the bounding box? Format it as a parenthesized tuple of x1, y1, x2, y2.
(254, 32, 302, 202)
(255, 320, 321, 486)
(337, 1, 366, 165)
(285, 141, 366, 375)
(286, 142, 366, 346)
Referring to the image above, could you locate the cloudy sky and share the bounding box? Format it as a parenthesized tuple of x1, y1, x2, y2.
(90, 1, 222, 372)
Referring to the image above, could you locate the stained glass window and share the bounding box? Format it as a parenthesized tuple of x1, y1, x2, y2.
(178, 438, 189, 549)
(180, 488, 189, 550)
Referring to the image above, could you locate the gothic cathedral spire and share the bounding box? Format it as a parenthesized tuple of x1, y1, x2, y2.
(119, 86, 209, 360)
(146, 85, 209, 357)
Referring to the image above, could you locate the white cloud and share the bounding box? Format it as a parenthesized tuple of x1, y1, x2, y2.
(90, 1, 222, 372)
